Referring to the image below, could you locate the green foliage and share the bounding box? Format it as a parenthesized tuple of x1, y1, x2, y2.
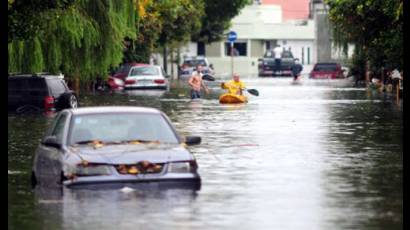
(8, 0, 136, 83)
(194, 0, 249, 43)
(127, 0, 204, 63)
(326, 0, 402, 70)
(22, 37, 45, 73)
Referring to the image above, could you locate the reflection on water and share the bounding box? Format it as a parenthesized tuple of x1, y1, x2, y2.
(9, 78, 402, 230)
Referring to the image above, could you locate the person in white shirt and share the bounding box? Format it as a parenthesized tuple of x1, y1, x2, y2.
(273, 45, 282, 73)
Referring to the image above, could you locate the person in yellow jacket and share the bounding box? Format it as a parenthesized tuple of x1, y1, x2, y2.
(221, 73, 246, 95)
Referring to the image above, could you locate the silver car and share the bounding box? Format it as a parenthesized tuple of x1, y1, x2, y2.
(31, 106, 201, 189)
(124, 65, 169, 89)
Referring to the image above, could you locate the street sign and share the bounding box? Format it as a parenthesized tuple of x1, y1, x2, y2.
(227, 31, 237, 42)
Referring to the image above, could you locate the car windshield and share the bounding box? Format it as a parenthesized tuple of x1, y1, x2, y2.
(281, 52, 293, 58)
(130, 66, 159, 76)
(314, 64, 338, 71)
(69, 113, 179, 145)
(183, 59, 207, 67)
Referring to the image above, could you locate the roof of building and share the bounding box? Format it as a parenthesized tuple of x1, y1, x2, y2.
(231, 20, 314, 40)
(229, 4, 314, 40)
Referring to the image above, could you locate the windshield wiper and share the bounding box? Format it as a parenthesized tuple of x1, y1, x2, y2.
(125, 139, 160, 144)
(74, 140, 102, 145)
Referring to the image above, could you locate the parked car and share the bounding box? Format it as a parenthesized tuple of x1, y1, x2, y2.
(107, 76, 125, 90)
(258, 50, 295, 77)
(31, 106, 202, 189)
(309, 62, 345, 79)
(8, 73, 78, 112)
(106, 63, 148, 90)
(179, 56, 214, 79)
(124, 65, 169, 90)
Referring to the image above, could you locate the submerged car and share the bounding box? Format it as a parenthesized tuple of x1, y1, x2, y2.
(8, 73, 78, 112)
(258, 50, 295, 77)
(179, 56, 214, 79)
(106, 63, 148, 90)
(32, 106, 201, 189)
(309, 62, 345, 79)
(124, 65, 169, 89)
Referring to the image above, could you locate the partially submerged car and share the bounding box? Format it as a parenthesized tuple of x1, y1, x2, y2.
(32, 106, 201, 189)
(8, 73, 78, 112)
(258, 50, 295, 77)
(309, 62, 345, 79)
(106, 63, 147, 90)
(179, 56, 214, 79)
(124, 65, 169, 90)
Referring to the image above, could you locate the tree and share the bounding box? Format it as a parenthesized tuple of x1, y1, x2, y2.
(193, 0, 249, 43)
(8, 0, 136, 87)
(326, 0, 402, 74)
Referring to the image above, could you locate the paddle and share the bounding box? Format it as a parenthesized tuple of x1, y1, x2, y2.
(202, 74, 215, 81)
(221, 82, 259, 96)
(246, 88, 259, 96)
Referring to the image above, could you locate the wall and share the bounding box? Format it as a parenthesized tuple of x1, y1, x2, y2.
(276, 39, 314, 64)
(262, 0, 310, 21)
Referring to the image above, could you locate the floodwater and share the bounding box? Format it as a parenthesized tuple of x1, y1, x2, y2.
(8, 76, 402, 230)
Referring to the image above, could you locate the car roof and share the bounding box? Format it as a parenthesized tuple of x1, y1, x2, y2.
(8, 73, 65, 80)
(315, 62, 339, 65)
(184, 56, 206, 60)
(130, 64, 158, 68)
(126, 63, 150, 67)
(68, 106, 162, 115)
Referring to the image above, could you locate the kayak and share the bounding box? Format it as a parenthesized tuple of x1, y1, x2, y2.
(219, 93, 248, 104)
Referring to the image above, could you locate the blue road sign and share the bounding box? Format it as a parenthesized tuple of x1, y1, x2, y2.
(227, 31, 237, 42)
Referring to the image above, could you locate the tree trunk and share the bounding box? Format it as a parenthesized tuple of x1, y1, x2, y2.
(170, 48, 174, 79)
(177, 46, 181, 80)
(163, 45, 168, 74)
(74, 76, 80, 96)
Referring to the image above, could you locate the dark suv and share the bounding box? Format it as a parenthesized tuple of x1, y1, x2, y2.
(8, 73, 78, 112)
(258, 50, 295, 76)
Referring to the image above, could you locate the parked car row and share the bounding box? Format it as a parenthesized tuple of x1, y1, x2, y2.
(108, 63, 170, 90)
(9, 69, 202, 190)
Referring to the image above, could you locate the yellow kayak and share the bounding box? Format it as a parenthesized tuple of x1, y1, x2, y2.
(219, 93, 248, 104)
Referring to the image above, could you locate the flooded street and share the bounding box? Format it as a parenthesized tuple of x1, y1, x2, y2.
(8, 76, 402, 230)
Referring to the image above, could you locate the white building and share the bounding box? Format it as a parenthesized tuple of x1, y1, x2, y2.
(179, 4, 315, 76)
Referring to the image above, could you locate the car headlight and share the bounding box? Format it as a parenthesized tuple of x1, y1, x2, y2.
(168, 161, 197, 173)
(263, 61, 268, 65)
(65, 164, 112, 177)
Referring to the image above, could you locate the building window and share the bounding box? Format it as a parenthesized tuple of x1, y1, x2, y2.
(225, 42, 247, 56)
(301, 47, 305, 65)
(307, 47, 311, 64)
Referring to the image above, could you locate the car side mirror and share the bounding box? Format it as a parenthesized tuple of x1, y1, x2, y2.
(42, 136, 61, 148)
(185, 136, 201, 146)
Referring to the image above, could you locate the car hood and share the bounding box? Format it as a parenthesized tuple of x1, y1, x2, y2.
(67, 143, 194, 164)
(127, 75, 164, 79)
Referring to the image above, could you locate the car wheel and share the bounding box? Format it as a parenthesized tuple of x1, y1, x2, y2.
(67, 94, 78, 108)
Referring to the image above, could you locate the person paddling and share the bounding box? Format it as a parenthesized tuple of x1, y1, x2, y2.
(188, 64, 209, 99)
(221, 73, 246, 95)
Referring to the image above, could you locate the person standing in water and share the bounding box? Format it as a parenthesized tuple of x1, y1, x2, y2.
(188, 64, 209, 99)
(291, 59, 303, 81)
